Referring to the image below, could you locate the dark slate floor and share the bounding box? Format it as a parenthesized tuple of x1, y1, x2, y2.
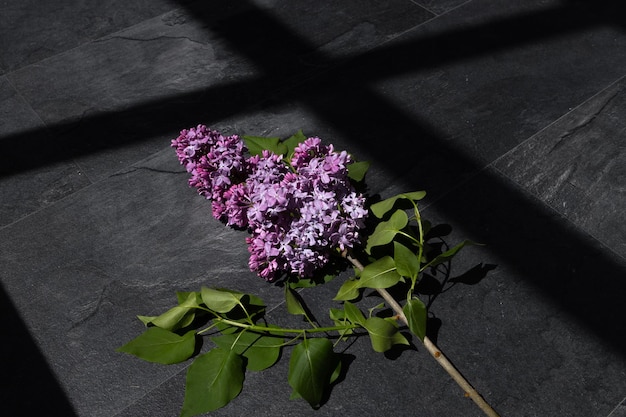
(1, 0, 626, 416)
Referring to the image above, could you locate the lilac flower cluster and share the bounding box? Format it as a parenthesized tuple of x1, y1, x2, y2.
(172, 126, 368, 281)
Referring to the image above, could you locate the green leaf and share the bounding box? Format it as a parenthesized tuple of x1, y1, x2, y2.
(403, 298, 427, 341)
(357, 256, 402, 289)
(288, 338, 339, 408)
(211, 331, 283, 371)
(394, 241, 420, 280)
(201, 287, 244, 313)
(370, 191, 427, 218)
(117, 327, 196, 364)
(363, 317, 409, 353)
(285, 287, 307, 316)
(347, 160, 370, 182)
(366, 209, 409, 253)
(137, 315, 157, 326)
(181, 348, 245, 417)
(176, 291, 202, 305)
(242, 135, 287, 157)
(330, 360, 342, 385)
(342, 301, 365, 326)
(333, 278, 361, 301)
(149, 292, 200, 331)
(367, 302, 386, 318)
(282, 130, 307, 161)
(424, 240, 478, 270)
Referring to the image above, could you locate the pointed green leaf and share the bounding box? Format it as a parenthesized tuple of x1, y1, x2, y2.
(366, 209, 409, 253)
(283, 130, 307, 161)
(201, 287, 244, 313)
(329, 308, 346, 324)
(285, 287, 307, 316)
(288, 338, 339, 408)
(370, 191, 427, 218)
(242, 135, 287, 157)
(342, 301, 365, 326)
(347, 160, 370, 182)
(181, 348, 245, 417)
(424, 240, 478, 270)
(149, 292, 200, 331)
(367, 302, 386, 318)
(330, 360, 342, 385)
(363, 317, 409, 353)
(176, 291, 202, 305)
(117, 327, 196, 364)
(403, 298, 427, 341)
(137, 315, 157, 326)
(357, 256, 402, 289)
(211, 331, 283, 371)
(333, 279, 361, 301)
(394, 241, 421, 280)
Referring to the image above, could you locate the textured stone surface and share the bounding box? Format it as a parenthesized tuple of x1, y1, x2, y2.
(0, 77, 91, 226)
(609, 398, 626, 417)
(0, 0, 190, 72)
(494, 80, 626, 258)
(1, 0, 626, 416)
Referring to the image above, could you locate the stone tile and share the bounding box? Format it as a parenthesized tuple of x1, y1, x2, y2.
(0, 77, 91, 227)
(245, 0, 434, 60)
(1, 284, 79, 416)
(494, 79, 626, 258)
(609, 398, 626, 417)
(0, 0, 186, 71)
(0, 76, 43, 136)
(413, 0, 471, 15)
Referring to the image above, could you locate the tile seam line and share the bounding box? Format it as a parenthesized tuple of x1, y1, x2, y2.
(409, 0, 474, 17)
(606, 395, 626, 417)
(490, 73, 626, 167)
(3, 4, 183, 77)
(3, 67, 99, 185)
(491, 161, 626, 265)
(0, 144, 179, 232)
(380, 0, 474, 46)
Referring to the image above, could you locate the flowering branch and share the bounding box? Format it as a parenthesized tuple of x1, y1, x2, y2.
(118, 127, 500, 417)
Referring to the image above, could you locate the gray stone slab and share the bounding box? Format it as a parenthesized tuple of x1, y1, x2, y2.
(494, 79, 626, 258)
(0, 76, 42, 136)
(0, 77, 91, 227)
(414, 0, 471, 15)
(0, 0, 186, 71)
(609, 398, 626, 417)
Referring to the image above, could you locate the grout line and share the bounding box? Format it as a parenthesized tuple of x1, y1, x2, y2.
(606, 395, 626, 417)
(489, 73, 626, 168)
(408, 0, 474, 17)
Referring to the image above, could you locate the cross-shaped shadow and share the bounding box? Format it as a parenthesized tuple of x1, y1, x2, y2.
(1, 1, 625, 415)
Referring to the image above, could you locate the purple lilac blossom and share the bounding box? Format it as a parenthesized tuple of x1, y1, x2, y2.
(172, 127, 368, 281)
